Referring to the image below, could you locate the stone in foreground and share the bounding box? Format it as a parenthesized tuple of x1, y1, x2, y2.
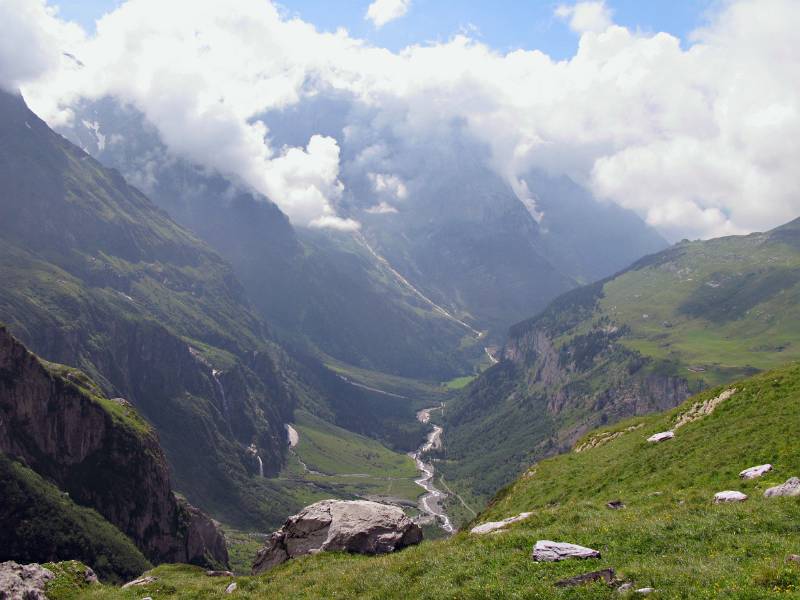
(646, 431, 674, 443)
(531, 540, 601, 562)
(555, 568, 616, 587)
(764, 477, 800, 498)
(252, 500, 422, 574)
(713, 490, 748, 503)
(739, 464, 772, 480)
(121, 575, 157, 588)
(470, 512, 533, 534)
(0, 562, 53, 600)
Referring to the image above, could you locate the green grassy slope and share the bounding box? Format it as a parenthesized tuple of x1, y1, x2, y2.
(53, 362, 800, 598)
(439, 219, 800, 509)
(0, 455, 151, 583)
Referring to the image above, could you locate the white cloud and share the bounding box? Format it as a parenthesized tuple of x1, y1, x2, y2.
(365, 201, 399, 214)
(555, 1, 612, 34)
(368, 173, 408, 200)
(365, 0, 411, 28)
(13, 0, 800, 240)
(0, 0, 83, 92)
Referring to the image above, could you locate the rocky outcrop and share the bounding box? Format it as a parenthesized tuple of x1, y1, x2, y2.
(531, 541, 601, 562)
(764, 477, 800, 498)
(740, 464, 772, 480)
(252, 500, 422, 574)
(0, 562, 53, 600)
(0, 327, 228, 569)
(674, 389, 736, 429)
(470, 512, 533, 535)
(713, 491, 748, 503)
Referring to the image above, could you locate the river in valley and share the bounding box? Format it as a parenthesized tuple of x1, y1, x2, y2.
(412, 405, 455, 533)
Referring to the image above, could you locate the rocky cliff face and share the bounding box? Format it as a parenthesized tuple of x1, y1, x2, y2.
(0, 325, 228, 568)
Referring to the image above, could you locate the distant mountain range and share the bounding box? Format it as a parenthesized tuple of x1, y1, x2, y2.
(60, 96, 666, 378)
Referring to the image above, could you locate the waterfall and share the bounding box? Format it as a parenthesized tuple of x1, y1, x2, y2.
(211, 369, 229, 418)
(256, 455, 264, 478)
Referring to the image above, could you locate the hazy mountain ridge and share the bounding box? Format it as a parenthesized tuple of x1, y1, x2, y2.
(0, 90, 316, 528)
(440, 217, 800, 504)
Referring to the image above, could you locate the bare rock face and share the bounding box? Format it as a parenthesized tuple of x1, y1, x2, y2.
(739, 464, 773, 480)
(252, 500, 422, 574)
(0, 326, 228, 570)
(531, 540, 601, 562)
(177, 498, 229, 569)
(713, 491, 748, 503)
(470, 512, 533, 535)
(764, 477, 800, 498)
(0, 562, 53, 600)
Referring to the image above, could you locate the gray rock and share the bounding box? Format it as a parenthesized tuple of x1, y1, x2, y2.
(617, 582, 635, 593)
(764, 477, 800, 498)
(739, 464, 772, 480)
(470, 512, 532, 534)
(252, 499, 423, 574)
(713, 490, 748, 503)
(82, 566, 98, 584)
(606, 500, 626, 510)
(531, 540, 601, 562)
(787, 554, 800, 564)
(206, 570, 234, 577)
(647, 431, 674, 443)
(636, 588, 656, 595)
(0, 562, 54, 600)
(225, 582, 237, 594)
(555, 568, 616, 587)
(121, 575, 157, 588)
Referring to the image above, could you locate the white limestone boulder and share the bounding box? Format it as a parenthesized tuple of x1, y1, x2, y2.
(713, 491, 748, 503)
(764, 477, 800, 498)
(531, 540, 601, 562)
(647, 431, 674, 443)
(739, 464, 772, 480)
(470, 512, 533, 535)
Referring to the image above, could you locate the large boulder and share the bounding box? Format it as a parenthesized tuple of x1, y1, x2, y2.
(252, 500, 422, 574)
(764, 477, 800, 498)
(0, 562, 53, 600)
(531, 541, 601, 562)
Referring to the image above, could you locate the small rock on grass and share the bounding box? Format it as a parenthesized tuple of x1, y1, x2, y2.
(206, 570, 234, 577)
(787, 555, 800, 564)
(226, 582, 237, 594)
(555, 568, 616, 587)
(470, 512, 532, 534)
(636, 588, 656, 595)
(647, 431, 674, 443)
(713, 490, 747, 503)
(739, 464, 772, 480)
(121, 575, 157, 589)
(532, 541, 601, 562)
(764, 477, 800, 498)
(606, 500, 625, 510)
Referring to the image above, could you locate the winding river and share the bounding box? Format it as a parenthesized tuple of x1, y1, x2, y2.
(412, 405, 455, 533)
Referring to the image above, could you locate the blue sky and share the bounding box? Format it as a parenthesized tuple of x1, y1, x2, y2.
(53, 0, 717, 59)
